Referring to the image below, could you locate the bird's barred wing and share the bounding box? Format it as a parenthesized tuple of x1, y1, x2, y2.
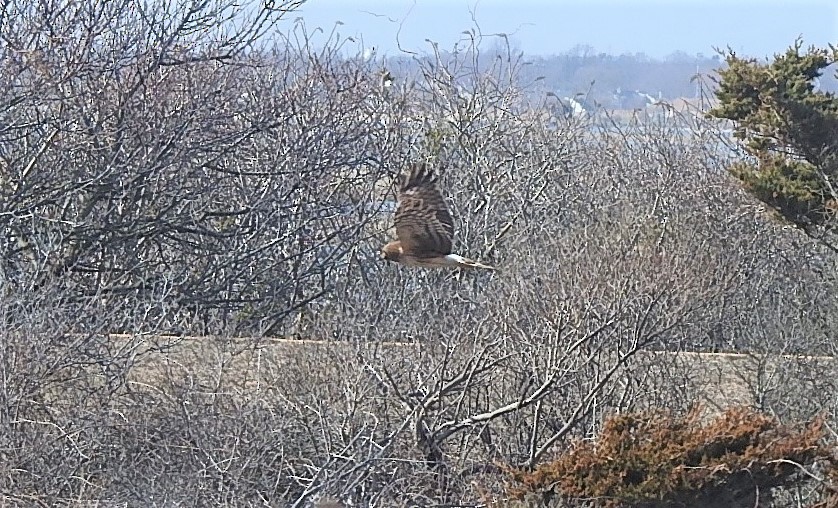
(394, 163, 455, 256)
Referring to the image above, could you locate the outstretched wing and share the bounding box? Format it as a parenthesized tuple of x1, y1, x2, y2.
(394, 163, 455, 256)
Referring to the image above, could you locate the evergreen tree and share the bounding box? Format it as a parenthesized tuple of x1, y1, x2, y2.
(710, 39, 838, 244)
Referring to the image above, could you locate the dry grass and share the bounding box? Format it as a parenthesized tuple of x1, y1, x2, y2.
(85, 333, 838, 415)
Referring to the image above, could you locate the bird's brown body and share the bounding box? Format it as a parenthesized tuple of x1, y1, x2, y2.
(379, 163, 495, 271)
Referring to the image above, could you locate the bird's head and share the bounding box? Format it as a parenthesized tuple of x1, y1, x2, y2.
(380, 242, 401, 263)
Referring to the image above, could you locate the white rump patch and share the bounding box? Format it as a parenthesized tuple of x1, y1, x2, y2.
(443, 254, 468, 266)
(443, 253, 496, 270)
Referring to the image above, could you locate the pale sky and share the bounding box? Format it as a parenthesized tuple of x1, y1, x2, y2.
(293, 0, 838, 59)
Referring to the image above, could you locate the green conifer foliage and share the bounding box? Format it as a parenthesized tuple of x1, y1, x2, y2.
(710, 39, 838, 230)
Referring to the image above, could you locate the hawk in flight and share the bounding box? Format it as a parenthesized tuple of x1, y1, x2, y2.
(380, 163, 495, 270)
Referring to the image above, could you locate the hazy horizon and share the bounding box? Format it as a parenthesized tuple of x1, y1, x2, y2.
(294, 0, 837, 60)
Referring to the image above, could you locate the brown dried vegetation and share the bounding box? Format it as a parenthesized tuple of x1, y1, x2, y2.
(507, 407, 838, 507)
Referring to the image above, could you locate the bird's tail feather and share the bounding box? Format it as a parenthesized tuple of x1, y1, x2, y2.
(446, 254, 496, 270)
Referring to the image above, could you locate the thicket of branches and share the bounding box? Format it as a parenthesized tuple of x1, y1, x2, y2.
(1, 1, 837, 506)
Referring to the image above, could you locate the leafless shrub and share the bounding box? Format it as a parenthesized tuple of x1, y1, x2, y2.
(1, 3, 837, 506)
(0, 0, 397, 337)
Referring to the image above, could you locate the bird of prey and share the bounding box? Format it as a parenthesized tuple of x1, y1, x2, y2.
(380, 163, 495, 270)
